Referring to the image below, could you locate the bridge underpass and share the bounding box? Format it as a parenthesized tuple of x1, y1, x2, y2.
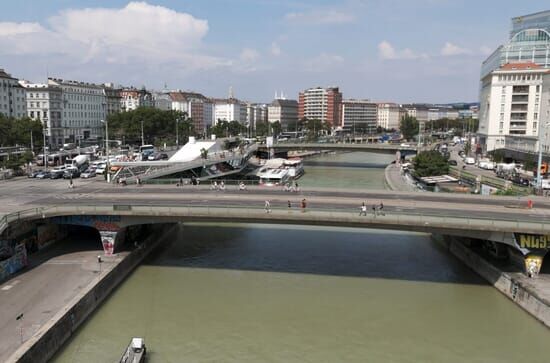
(2, 188, 549, 277)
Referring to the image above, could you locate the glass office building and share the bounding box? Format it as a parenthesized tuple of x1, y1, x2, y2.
(481, 10, 550, 78)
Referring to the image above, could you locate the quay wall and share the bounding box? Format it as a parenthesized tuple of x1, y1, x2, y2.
(8, 223, 177, 363)
(443, 236, 550, 328)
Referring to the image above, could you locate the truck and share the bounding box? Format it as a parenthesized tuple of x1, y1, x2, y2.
(67, 154, 90, 171)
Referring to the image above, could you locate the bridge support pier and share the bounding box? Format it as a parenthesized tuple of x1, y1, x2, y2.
(99, 229, 124, 256)
(524, 251, 547, 278)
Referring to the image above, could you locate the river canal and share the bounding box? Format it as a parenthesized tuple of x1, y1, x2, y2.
(53, 152, 550, 362)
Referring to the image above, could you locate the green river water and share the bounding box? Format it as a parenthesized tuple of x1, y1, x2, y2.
(53, 152, 550, 363)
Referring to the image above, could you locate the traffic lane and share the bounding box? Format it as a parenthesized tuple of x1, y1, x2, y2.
(67, 185, 550, 209)
(32, 194, 546, 223)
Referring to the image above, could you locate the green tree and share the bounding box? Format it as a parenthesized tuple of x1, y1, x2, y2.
(301, 118, 328, 140)
(271, 121, 282, 136)
(491, 149, 505, 163)
(107, 107, 193, 146)
(400, 115, 419, 141)
(255, 121, 268, 137)
(413, 150, 449, 177)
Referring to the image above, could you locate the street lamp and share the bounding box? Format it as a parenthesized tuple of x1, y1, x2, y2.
(101, 119, 110, 183)
(176, 117, 180, 148)
(536, 121, 550, 193)
(141, 120, 144, 146)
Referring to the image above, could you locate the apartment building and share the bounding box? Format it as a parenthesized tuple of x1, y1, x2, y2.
(340, 99, 377, 133)
(377, 103, 405, 130)
(19, 80, 63, 146)
(268, 99, 298, 131)
(298, 87, 342, 128)
(120, 87, 153, 111)
(0, 69, 26, 119)
(47, 78, 106, 143)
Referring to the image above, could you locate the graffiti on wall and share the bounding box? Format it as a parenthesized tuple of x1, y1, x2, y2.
(0, 244, 27, 281)
(51, 215, 121, 232)
(99, 231, 116, 256)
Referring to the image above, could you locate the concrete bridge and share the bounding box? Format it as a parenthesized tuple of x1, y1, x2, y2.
(259, 142, 417, 156)
(1, 186, 549, 276)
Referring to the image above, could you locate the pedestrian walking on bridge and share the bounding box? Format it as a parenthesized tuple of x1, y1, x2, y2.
(301, 198, 307, 212)
(265, 200, 271, 213)
(359, 202, 367, 216)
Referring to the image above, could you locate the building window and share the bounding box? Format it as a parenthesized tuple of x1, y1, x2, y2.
(534, 113, 538, 120)
(499, 122, 504, 129)
(533, 122, 537, 130)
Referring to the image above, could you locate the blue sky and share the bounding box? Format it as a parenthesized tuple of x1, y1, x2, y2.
(0, 1, 546, 103)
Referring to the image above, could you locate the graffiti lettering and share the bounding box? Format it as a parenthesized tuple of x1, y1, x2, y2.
(94, 221, 120, 232)
(518, 234, 549, 249)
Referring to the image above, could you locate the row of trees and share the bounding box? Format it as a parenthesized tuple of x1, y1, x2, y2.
(399, 115, 479, 141)
(107, 107, 194, 146)
(0, 114, 44, 149)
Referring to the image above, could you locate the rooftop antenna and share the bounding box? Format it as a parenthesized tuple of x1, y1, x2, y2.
(229, 86, 234, 99)
(275, 91, 278, 99)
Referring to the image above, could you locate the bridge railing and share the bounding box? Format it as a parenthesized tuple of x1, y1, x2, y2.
(9, 203, 547, 236)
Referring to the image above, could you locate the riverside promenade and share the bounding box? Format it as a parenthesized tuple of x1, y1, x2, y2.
(382, 160, 550, 328)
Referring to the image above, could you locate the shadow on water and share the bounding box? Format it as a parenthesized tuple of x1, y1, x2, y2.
(144, 223, 487, 285)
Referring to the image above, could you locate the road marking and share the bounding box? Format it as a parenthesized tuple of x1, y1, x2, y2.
(1, 280, 20, 291)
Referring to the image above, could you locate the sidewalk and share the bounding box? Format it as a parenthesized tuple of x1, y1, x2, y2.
(384, 163, 417, 192)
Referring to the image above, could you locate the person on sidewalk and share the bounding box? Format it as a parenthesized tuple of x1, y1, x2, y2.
(359, 202, 367, 216)
(378, 202, 385, 216)
(301, 198, 307, 212)
(265, 200, 271, 213)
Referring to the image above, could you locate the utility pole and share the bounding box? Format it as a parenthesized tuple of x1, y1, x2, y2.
(176, 118, 179, 148)
(43, 124, 47, 170)
(30, 129, 34, 155)
(141, 120, 144, 146)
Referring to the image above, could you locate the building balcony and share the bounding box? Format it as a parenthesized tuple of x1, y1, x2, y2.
(511, 95, 529, 103)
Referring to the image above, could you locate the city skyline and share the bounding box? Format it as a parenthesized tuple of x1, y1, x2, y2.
(0, 1, 546, 103)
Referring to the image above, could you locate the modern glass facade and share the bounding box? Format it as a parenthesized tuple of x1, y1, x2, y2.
(481, 11, 550, 78)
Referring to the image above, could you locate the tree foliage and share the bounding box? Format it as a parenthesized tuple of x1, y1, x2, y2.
(300, 117, 329, 140)
(0, 114, 44, 150)
(210, 120, 246, 138)
(413, 150, 449, 177)
(400, 115, 419, 141)
(107, 107, 194, 146)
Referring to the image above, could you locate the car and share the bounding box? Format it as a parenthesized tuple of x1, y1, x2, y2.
(49, 170, 65, 179)
(95, 163, 107, 175)
(400, 143, 411, 147)
(63, 169, 81, 179)
(464, 157, 475, 165)
(148, 152, 169, 161)
(449, 160, 458, 166)
(81, 169, 97, 178)
(28, 170, 43, 178)
(36, 171, 51, 179)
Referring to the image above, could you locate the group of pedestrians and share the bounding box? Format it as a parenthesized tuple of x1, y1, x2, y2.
(283, 182, 300, 192)
(265, 198, 307, 213)
(210, 180, 226, 191)
(359, 201, 384, 216)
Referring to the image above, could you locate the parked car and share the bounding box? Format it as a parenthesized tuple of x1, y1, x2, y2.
(28, 170, 43, 178)
(63, 168, 81, 179)
(36, 171, 51, 179)
(81, 169, 97, 178)
(464, 157, 475, 165)
(448, 160, 458, 166)
(95, 163, 107, 175)
(148, 152, 169, 161)
(49, 170, 65, 179)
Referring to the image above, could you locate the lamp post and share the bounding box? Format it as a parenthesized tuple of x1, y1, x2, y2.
(43, 123, 47, 170)
(176, 117, 179, 148)
(141, 120, 144, 146)
(101, 119, 110, 183)
(536, 121, 550, 193)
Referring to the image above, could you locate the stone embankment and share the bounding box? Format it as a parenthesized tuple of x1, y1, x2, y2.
(384, 161, 550, 328)
(7, 223, 176, 363)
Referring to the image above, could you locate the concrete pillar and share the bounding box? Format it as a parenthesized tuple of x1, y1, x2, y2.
(99, 230, 118, 256)
(524, 251, 548, 278)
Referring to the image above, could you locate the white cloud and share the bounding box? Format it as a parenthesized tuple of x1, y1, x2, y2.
(441, 42, 471, 56)
(378, 41, 428, 60)
(479, 46, 493, 56)
(0, 22, 44, 36)
(0, 2, 226, 71)
(270, 42, 281, 56)
(285, 9, 355, 25)
(304, 53, 344, 71)
(240, 48, 260, 62)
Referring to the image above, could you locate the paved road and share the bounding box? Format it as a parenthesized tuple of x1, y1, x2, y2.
(0, 235, 126, 362)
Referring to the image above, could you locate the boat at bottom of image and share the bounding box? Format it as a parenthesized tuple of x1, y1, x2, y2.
(256, 158, 304, 186)
(119, 337, 146, 363)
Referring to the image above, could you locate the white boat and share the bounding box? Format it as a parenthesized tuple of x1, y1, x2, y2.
(256, 158, 304, 186)
(119, 337, 146, 363)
